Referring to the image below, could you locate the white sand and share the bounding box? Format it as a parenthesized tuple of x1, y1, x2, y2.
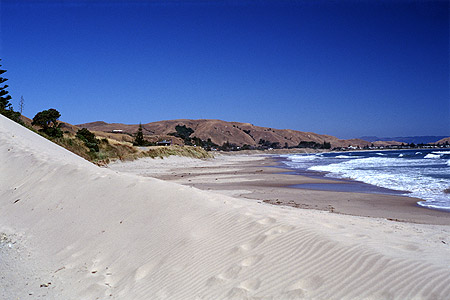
(1, 114, 450, 300)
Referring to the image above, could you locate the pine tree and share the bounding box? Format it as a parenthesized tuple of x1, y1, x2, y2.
(0, 59, 20, 122)
(133, 123, 145, 146)
(0, 59, 12, 111)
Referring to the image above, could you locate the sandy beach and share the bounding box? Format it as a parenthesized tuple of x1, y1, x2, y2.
(2, 114, 450, 299)
(109, 154, 450, 225)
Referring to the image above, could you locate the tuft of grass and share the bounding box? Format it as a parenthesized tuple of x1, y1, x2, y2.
(52, 136, 94, 161)
(140, 145, 213, 160)
(50, 135, 137, 165)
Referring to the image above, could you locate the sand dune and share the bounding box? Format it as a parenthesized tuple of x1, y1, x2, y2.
(1, 114, 450, 299)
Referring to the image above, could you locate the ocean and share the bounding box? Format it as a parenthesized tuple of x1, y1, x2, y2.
(278, 149, 450, 211)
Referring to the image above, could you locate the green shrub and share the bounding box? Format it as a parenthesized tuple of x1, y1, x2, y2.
(32, 108, 63, 137)
(76, 128, 99, 152)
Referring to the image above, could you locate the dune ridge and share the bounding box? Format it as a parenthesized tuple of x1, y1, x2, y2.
(1, 114, 450, 299)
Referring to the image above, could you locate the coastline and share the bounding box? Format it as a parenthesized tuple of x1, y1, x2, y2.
(3, 114, 450, 299)
(109, 153, 450, 225)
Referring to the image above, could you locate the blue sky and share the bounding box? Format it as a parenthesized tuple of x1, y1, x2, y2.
(1, 0, 448, 138)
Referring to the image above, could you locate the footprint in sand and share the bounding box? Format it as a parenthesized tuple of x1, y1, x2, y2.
(227, 287, 250, 299)
(393, 243, 420, 252)
(240, 255, 263, 267)
(226, 279, 262, 299)
(264, 225, 295, 241)
(239, 278, 261, 291)
(134, 261, 158, 281)
(230, 235, 267, 254)
(289, 275, 324, 292)
(256, 217, 276, 225)
(280, 288, 308, 299)
(206, 274, 227, 287)
(221, 265, 242, 280)
(343, 233, 369, 239)
(70, 250, 85, 258)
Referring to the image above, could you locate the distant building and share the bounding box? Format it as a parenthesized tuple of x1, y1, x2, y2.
(157, 140, 172, 146)
(112, 129, 123, 133)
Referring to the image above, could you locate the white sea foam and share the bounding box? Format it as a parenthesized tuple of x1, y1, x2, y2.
(281, 151, 450, 210)
(309, 156, 450, 210)
(283, 154, 322, 164)
(281, 154, 322, 169)
(433, 151, 450, 154)
(335, 155, 362, 159)
(424, 153, 441, 159)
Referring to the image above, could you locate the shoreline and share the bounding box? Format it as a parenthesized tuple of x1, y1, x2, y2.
(109, 154, 450, 225)
(214, 146, 450, 156)
(271, 155, 411, 196)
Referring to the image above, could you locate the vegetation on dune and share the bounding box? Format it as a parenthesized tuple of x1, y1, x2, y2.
(32, 108, 63, 138)
(142, 145, 213, 159)
(4, 105, 213, 165)
(51, 129, 212, 165)
(52, 134, 138, 164)
(76, 128, 100, 152)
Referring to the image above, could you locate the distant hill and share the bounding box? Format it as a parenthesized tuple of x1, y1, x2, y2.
(436, 137, 450, 144)
(77, 119, 400, 149)
(360, 136, 449, 144)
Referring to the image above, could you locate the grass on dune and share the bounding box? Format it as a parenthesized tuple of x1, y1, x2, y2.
(52, 134, 213, 165)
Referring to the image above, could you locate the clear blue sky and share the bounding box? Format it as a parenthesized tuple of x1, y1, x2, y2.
(1, 0, 448, 139)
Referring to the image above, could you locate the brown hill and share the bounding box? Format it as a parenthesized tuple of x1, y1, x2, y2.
(373, 140, 403, 147)
(77, 119, 388, 148)
(436, 137, 450, 144)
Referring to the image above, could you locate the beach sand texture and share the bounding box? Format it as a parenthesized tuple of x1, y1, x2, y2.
(1, 114, 450, 299)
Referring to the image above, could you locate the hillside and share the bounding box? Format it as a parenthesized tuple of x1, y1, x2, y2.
(361, 135, 449, 144)
(436, 137, 450, 144)
(78, 119, 393, 149)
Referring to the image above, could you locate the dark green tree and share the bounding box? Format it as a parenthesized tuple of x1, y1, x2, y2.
(76, 128, 99, 152)
(31, 108, 62, 137)
(0, 59, 21, 122)
(169, 124, 194, 145)
(0, 60, 12, 111)
(133, 123, 146, 146)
